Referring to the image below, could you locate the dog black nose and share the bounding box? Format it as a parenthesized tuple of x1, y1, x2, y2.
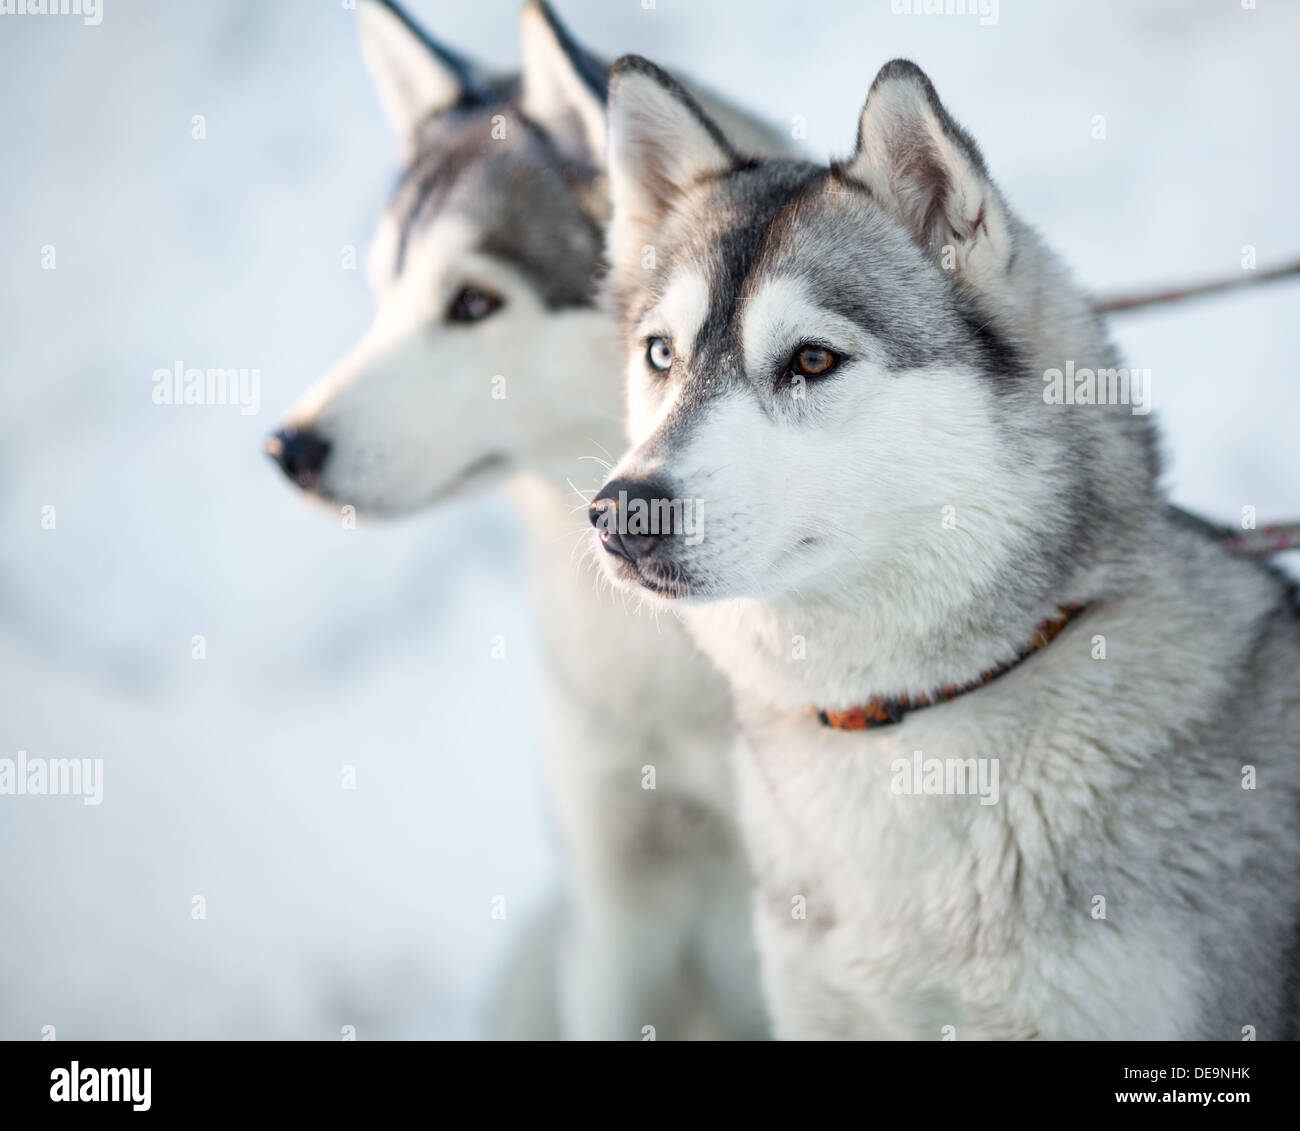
(589, 476, 677, 561)
(266, 427, 331, 487)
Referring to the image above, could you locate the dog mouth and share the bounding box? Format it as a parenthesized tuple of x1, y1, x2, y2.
(604, 552, 700, 600)
(602, 532, 821, 603)
(295, 451, 512, 517)
(430, 451, 510, 502)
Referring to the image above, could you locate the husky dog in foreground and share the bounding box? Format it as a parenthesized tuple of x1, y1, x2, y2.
(591, 55, 1300, 1039)
(268, 1, 781, 1039)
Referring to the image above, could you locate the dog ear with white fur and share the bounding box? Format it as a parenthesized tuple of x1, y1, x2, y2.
(357, 0, 488, 149)
(848, 59, 1011, 295)
(519, 0, 608, 168)
(605, 56, 738, 282)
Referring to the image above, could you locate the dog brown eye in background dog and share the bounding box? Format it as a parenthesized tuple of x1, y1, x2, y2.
(447, 285, 503, 323)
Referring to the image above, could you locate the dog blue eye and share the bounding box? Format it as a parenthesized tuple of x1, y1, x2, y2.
(646, 337, 673, 372)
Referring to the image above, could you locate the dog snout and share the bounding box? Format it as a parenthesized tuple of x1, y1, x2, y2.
(589, 476, 678, 561)
(266, 426, 331, 488)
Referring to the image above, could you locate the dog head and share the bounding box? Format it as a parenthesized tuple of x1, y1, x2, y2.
(268, 0, 620, 515)
(591, 56, 1153, 612)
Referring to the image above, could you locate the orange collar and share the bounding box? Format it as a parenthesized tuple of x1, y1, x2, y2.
(817, 603, 1086, 731)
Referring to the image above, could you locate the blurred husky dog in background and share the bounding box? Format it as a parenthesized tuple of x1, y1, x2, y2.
(591, 55, 1300, 1039)
(268, 1, 784, 1039)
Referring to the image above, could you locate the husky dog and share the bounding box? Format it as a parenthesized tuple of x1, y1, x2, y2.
(268, 1, 783, 1040)
(591, 55, 1300, 1039)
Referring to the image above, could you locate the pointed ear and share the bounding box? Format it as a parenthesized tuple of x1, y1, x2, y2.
(848, 59, 1011, 294)
(519, 0, 608, 165)
(357, 0, 486, 143)
(606, 56, 737, 279)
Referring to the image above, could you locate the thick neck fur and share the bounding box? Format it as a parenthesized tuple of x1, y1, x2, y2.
(684, 543, 1133, 715)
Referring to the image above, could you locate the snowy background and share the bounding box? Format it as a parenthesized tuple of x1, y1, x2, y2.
(1, 0, 1297, 1039)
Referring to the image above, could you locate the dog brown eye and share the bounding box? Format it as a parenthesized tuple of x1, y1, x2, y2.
(794, 345, 837, 377)
(447, 286, 503, 323)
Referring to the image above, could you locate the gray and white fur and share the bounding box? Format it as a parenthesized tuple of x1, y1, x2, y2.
(269, 1, 788, 1039)
(593, 54, 1300, 1039)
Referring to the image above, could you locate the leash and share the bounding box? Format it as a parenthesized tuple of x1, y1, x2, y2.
(1223, 524, 1300, 555)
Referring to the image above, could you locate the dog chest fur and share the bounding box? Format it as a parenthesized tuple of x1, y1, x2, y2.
(702, 530, 1300, 1040)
